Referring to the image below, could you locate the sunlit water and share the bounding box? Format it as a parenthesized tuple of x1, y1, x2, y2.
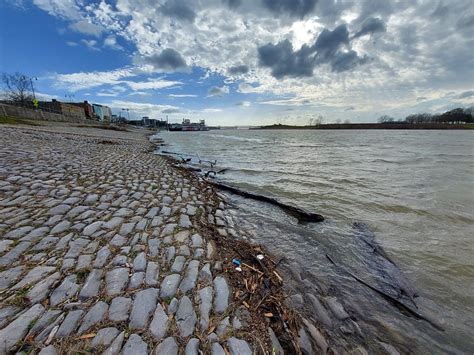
(156, 129, 474, 353)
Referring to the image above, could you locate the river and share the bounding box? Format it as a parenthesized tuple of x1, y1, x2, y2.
(156, 129, 474, 353)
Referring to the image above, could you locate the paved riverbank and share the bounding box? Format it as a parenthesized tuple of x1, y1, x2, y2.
(0, 124, 264, 354)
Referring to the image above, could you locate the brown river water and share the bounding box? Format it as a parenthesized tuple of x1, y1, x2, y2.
(156, 129, 474, 353)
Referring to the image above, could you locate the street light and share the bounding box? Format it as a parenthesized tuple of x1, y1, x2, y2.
(122, 108, 130, 120)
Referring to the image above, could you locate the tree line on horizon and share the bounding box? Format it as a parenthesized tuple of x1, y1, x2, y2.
(378, 107, 473, 125)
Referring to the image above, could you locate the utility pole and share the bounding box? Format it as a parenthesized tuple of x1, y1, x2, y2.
(29, 77, 37, 100)
(65, 94, 74, 103)
(122, 108, 130, 120)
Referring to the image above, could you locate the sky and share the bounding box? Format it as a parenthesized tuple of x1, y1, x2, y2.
(0, 0, 473, 125)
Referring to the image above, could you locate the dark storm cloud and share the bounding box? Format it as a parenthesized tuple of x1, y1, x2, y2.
(353, 18, 386, 38)
(262, 0, 317, 18)
(228, 65, 249, 75)
(331, 50, 368, 72)
(458, 90, 474, 99)
(143, 48, 187, 71)
(313, 24, 349, 61)
(258, 39, 315, 78)
(162, 108, 180, 113)
(258, 24, 370, 78)
(160, 0, 196, 22)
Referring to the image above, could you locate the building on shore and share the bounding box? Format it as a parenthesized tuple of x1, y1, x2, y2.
(92, 104, 112, 122)
(169, 119, 209, 131)
(69, 101, 94, 119)
(37, 99, 86, 119)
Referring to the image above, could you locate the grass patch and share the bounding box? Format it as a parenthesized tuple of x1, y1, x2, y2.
(0, 116, 42, 126)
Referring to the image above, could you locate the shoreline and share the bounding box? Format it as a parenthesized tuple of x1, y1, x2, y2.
(0, 122, 343, 354)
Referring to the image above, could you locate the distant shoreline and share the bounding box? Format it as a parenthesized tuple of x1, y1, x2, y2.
(252, 123, 474, 130)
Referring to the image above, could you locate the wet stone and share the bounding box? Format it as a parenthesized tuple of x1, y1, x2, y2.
(176, 295, 197, 337)
(0, 241, 31, 265)
(50, 275, 79, 306)
(129, 288, 159, 329)
(27, 309, 62, 338)
(109, 297, 131, 322)
(123, 334, 148, 355)
(199, 287, 213, 331)
(326, 296, 350, 320)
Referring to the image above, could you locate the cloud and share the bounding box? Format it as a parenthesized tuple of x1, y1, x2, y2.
(69, 20, 103, 37)
(162, 108, 180, 113)
(66, 41, 78, 47)
(168, 94, 198, 98)
(228, 65, 249, 75)
(236, 101, 251, 107)
(32, 0, 80, 19)
(353, 18, 386, 39)
(80, 39, 99, 51)
(208, 85, 230, 96)
(124, 79, 181, 90)
(258, 39, 315, 78)
(142, 49, 188, 73)
(160, 0, 196, 22)
(458, 90, 474, 99)
(262, 0, 317, 18)
(104, 35, 123, 50)
(258, 24, 367, 78)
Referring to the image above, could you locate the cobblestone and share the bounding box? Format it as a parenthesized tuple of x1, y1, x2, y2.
(0, 125, 272, 354)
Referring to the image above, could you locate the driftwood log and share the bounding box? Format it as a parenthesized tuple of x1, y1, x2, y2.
(210, 181, 324, 223)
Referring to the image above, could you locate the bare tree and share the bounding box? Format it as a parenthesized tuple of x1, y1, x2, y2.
(378, 115, 395, 123)
(1, 72, 34, 104)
